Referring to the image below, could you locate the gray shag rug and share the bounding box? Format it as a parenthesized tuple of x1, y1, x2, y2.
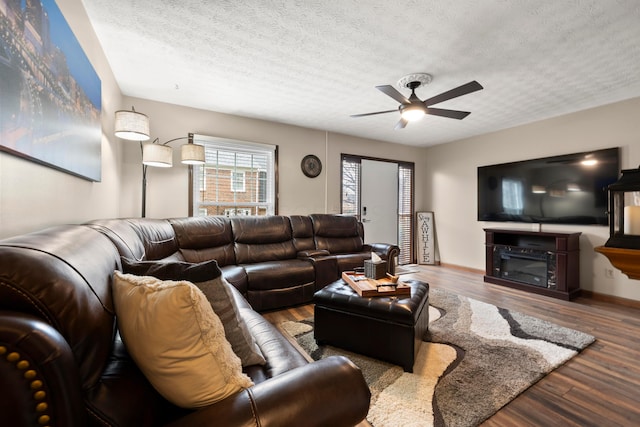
(281, 288, 595, 427)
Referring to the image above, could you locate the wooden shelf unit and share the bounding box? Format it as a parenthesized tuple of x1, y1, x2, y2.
(484, 228, 581, 300)
(594, 246, 640, 280)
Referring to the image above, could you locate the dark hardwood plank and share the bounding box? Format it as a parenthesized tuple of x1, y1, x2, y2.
(263, 265, 640, 426)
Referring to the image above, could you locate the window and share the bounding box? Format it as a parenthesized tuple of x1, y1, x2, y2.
(189, 134, 277, 216)
(258, 171, 267, 203)
(341, 155, 414, 265)
(231, 171, 245, 192)
(341, 157, 360, 217)
(397, 164, 414, 265)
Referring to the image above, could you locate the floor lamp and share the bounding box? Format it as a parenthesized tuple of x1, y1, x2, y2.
(114, 108, 205, 217)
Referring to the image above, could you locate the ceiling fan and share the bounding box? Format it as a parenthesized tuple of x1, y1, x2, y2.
(351, 73, 483, 130)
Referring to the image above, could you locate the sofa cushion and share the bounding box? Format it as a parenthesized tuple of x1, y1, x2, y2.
(220, 264, 249, 295)
(231, 216, 297, 263)
(290, 215, 316, 252)
(333, 253, 374, 273)
(310, 214, 360, 237)
(242, 260, 315, 291)
(310, 214, 365, 254)
(112, 271, 253, 408)
(126, 218, 180, 260)
(87, 219, 147, 260)
(120, 258, 265, 367)
(170, 217, 236, 266)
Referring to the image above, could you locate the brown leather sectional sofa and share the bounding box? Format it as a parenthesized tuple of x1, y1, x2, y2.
(0, 214, 398, 426)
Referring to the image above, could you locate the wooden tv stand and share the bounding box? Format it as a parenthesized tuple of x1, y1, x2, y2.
(484, 228, 581, 300)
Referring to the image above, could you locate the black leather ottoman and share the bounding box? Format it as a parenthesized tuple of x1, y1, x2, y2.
(313, 279, 429, 372)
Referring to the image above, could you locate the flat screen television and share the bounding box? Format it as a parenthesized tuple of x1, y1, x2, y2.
(478, 148, 620, 225)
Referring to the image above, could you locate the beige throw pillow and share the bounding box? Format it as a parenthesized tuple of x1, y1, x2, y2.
(112, 271, 253, 408)
(120, 258, 266, 367)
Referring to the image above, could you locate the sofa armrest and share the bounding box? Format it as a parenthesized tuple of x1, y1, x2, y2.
(308, 255, 339, 289)
(165, 355, 370, 427)
(369, 243, 400, 274)
(297, 249, 330, 258)
(0, 312, 85, 427)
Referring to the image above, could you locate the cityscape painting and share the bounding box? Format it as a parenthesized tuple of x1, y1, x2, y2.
(0, 0, 102, 181)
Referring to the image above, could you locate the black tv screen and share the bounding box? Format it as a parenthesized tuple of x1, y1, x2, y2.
(478, 148, 620, 225)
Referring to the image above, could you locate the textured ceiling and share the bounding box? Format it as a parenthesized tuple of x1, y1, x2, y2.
(81, 0, 640, 147)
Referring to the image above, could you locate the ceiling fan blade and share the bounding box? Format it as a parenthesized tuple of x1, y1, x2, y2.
(422, 81, 483, 107)
(350, 109, 397, 118)
(425, 107, 471, 120)
(376, 85, 410, 104)
(394, 117, 408, 130)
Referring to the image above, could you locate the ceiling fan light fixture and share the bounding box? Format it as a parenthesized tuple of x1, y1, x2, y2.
(400, 105, 426, 121)
(352, 76, 483, 129)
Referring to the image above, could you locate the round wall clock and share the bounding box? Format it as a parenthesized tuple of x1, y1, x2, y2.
(301, 154, 322, 178)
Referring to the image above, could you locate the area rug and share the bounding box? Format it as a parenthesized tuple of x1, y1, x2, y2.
(280, 288, 595, 427)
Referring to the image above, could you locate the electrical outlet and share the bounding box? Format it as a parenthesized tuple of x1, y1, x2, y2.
(604, 268, 614, 279)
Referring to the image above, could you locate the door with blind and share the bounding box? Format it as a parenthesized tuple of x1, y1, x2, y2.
(361, 159, 398, 244)
(341, 155, 414, 265)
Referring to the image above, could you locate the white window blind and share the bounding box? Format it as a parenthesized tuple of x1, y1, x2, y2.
(398, 164, 414, 265)
(341, 157, 361, 218)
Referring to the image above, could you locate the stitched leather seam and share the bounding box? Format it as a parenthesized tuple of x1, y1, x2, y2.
(86, 404, 113, 427)
(85, 224, 143, 262)
(0, 244, 114, 315)
(0, 281, 53, 325)
(246, 389, 260, 427)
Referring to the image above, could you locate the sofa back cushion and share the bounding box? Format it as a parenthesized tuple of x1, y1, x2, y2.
(231, 216, 296, 264)
(118, 218, 177, 260)
(290, 215, 316, 252)
(170, 216, 236, 266)
(0, 226, 119, 390)
(310, 214, 365, 254)
(87, 219, 146, 260)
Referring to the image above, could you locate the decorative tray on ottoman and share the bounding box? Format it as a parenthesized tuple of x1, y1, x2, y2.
(341, 271, 411, 297)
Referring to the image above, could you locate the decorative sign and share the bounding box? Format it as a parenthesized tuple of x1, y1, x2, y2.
(417, 211, 435, 265)
(0, 0, 102, 181)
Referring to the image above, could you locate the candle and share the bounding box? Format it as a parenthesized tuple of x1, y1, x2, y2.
(623, 206, 640, 235)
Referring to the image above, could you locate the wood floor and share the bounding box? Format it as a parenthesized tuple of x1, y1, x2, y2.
(262, 265, 640, 426)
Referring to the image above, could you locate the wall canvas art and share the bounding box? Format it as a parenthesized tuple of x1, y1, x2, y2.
(0, 0, 102, 181)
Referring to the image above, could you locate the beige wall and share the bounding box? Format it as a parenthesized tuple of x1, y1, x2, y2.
(119, 97, 427, 219)
(0, 0, 123, 239)
(424, 96, 640, 301)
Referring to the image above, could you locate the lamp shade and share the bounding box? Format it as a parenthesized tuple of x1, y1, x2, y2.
(115, 109, 150, 141)
(143, 143, 173, 167)
(181, 144, 205, 165)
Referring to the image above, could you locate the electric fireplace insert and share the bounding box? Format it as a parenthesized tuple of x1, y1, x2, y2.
(493, 246, 556, 289)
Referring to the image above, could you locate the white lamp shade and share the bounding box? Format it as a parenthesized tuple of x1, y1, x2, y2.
(181, 144, 205, 165)
(115, 110, 150, 141)
(143, 143, 173, 167)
